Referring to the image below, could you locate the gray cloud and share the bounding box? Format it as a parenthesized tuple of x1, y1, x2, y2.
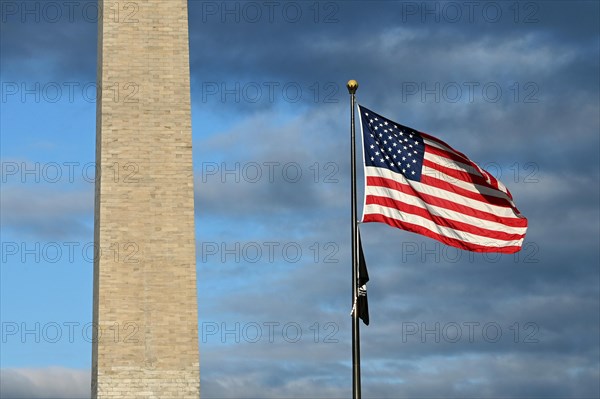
(0, 185, 93, 240)
(193, 106, 345, 222)
(0, 0, 97, 81)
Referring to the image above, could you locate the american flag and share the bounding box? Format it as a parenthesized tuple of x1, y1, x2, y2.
(358, 105, 528, 253)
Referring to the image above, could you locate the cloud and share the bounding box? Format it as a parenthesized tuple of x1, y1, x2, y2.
(2, 354, 597, 399)
(0, 1, 97, 81)
(193, 105, 348, 227)
(0, 367, 89, 399)
(0, 185, 93, 240)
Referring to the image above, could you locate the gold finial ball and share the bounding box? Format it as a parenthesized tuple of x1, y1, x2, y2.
(347, 79, 359, 94)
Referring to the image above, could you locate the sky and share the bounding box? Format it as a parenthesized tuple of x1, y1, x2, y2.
(0, 0, 599, 398)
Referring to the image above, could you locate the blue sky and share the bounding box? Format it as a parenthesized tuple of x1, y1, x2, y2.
(1, 1, 599, 398)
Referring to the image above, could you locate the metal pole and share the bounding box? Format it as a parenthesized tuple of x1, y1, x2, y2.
(347, 79, 361, 399)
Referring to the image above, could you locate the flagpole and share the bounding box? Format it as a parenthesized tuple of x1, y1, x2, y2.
(347, 79, 361, 399)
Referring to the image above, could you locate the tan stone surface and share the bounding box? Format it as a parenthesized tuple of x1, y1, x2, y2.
(92, 1, 199, 397)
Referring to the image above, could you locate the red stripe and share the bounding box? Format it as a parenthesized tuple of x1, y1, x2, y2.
(366, 195, 526, 241)
(425, 141, 475, 169)
(422, 132, 478, 169)
(420, 131, 453, 150)
(420, 174, 512, 207)
(424, 139, 505, 194)
(367, 176, 527, 228)
(423, 158, 490, 188)
(362, 213, 523, 254)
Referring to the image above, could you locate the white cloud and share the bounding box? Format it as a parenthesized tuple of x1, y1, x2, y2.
(0, 367, 89, 399)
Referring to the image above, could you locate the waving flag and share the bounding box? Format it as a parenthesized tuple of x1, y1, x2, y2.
(358, 105, 527, 253)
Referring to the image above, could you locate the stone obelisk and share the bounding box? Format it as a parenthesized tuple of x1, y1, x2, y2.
(92, 1, 199, 397)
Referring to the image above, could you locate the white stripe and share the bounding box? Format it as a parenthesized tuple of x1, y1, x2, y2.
(363, 203, 525, 248)
(421, 165, 511, 200)
(425, 152, 480, 176)
(424, 151, 515, 204)
(494, 177, 510, 197)
(366, 185, 527, 235)
(424, 137, 513, 197)
(423, 137, 464, 159)
(364, 166, 523, 219)
(358, 104, 369, 220)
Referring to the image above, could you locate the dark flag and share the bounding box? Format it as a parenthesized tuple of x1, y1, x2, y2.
(358, 105, 527, 253)
(357, 232, 369, 326)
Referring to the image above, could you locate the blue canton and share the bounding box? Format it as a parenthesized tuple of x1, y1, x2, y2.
(360, 106, 425, 182)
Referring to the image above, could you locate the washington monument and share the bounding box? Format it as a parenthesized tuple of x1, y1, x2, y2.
(92, 0, 200, 397)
